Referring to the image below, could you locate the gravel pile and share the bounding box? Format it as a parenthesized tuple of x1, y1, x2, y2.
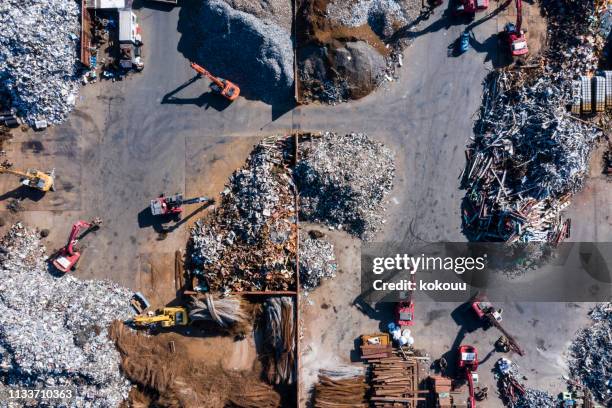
(326, 0, 410, 38)
(221, 0, 292, 32)
(299, 234, 337, 291)
(0, 0, 81, 125)
(296, 132, 395, 240)
(187, 0, 293, 103)
(0, 223, 133, 407)
(569, 303, 612, 404)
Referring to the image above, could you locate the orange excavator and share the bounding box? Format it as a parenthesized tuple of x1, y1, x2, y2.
(190, 62, 240, 101)
(51, 218, 102, 273)
(502, 0, 528, 57)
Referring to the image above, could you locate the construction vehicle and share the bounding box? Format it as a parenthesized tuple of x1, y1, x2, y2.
(150, 193, 213, 217)
(454, 0, 489, 16)
(395, 301, 415, 326)
(501, 0, 528, 57)
(458, 345, 479, 408)
(0, 162, 55, 192)
(471, 293, 525, 355)
(130, 307, 189, 328)
(51, 218, 102, 273)
(130, 292, 151, 314)
(190, 62, 240, 101)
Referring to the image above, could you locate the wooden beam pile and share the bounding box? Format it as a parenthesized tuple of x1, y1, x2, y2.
(313, 375, 369, 408)
(369, 355, 426, 407)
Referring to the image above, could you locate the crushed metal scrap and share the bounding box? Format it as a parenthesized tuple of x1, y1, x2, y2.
(569, 303, 612, 405)
(494, 357, 556, 408)
(189, 135, 297, 292)
(262, 297, 296, 385)
(299, 233, 337, 292)
(0, 223, 132, 407)
(460, 0, 606, 243)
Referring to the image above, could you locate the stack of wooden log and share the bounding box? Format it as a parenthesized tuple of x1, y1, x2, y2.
(313, 375, 369, 408)
(369, 355, 426, 407)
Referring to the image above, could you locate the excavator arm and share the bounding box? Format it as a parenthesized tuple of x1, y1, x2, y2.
(190, 62, 225, 89)
(65, 218, 102, 256)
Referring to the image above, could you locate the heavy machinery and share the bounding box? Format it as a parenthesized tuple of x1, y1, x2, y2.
(150, 193, 213, 217)
(454, 0, 489, 16)
(458, 345, 479, 408)
(51, 218, 102, 273)
(0, 162, 55, 192)
(395, 300, 415, 326)
(190, 62, 240, 101)
(471, 293, 525, 355)
(130, 307, 189, 328)
(502, 0, 528, 57)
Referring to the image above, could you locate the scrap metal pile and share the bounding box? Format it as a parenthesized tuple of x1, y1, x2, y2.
(569, 303, 612, 405)
(190, 136, 297, 292)
(296, 132, 395, 240)
(0, 224, 132, 407)
(313, 372, 368, 407)
(0, 0, 81, 125)
(495, 358, 555, 408)
(188, 293, 250, 328)
(187, 0, 293, 103)
(299, 234, 337, 291)
(262, 297, 296, 385)
(459, 0, 609, 244)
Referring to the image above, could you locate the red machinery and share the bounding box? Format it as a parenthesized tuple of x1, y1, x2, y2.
(190, 62, 240, 101)
(52, 218, 102, 273)
(471, 294, 525, 356)
(502, 0, 528, 57)
(458, 345, 479, 408)
(150, 193, 213, 217)
(455, 0, 489, 15)
(395, 301, 415, 326)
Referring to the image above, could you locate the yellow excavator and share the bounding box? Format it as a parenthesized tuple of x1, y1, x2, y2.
(130, 307, 189, 328)
(0, 162, 55, 192)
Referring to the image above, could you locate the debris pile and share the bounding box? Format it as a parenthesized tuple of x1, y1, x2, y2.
(185, 0, 293, 103)
(313, 372, 368, 407)
(460, 70, 601, 242)
(0, 224, 132, 406)
(0, 0, 81, 125)
(569, 303, 612, 404)
(460, 0, 607, 243)
(297, 0, 422, 103)
(188, 294, 250, 328)
(296, 132, 395, 240)
(299, 234, 337, 291)
(262, 297, 295, 385)
(190, 136, 297, 292)
(495, 357, 555, 408)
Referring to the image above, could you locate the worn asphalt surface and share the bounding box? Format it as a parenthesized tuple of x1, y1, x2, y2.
(1, 0, 609, 407)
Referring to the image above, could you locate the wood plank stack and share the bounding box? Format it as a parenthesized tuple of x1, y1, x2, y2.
(368, 355, 426, 407)
(313, 375, 369, 408)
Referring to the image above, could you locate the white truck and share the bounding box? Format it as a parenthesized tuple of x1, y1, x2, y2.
(118, 9, 144, 71)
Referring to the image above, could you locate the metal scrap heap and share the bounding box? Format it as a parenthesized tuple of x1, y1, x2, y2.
(0, 0, 81, 125)
(0, 223, 132, 407)
(299, 234, 337, 291)
(494, 358, 555, 408)
(460, 0, 606, 243)
(569, 303, 612, 405)
(190, 136, 297, 292)
(296, 132, 395, 241)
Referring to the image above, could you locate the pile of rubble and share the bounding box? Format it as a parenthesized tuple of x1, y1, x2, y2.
(494, 358, 555, 408)
(569, 303, 612, 404)
(460, 70, 601, 242)
(460, 0, 608, 243)
(0, 223, 132, 406)
(297, 0, 422, 103)
(190, 136, 297, 292)
(0, 0, 81, 125)
(185, 0, 293, 103)
(296, 132, 395, 240)
(299, 233, 337, 291)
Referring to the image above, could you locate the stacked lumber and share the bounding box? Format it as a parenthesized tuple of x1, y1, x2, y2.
(313, 375, 369, 408)
(430, 376, 452, 408)
(369, 355, 426, 407)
